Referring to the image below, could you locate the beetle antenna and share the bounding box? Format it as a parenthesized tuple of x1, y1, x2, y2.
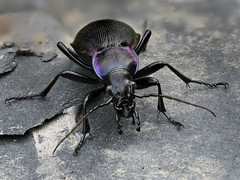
(52, 97, 113, 155)
(133, 93, 216, 117)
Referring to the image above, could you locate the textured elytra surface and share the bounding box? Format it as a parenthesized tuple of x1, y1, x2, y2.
(71, 19, 140, 56)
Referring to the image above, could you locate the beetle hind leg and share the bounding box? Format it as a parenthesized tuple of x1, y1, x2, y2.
(187, 80, 229, 88)
(135, 29, 152, 55)
(57, 42, 93, 71)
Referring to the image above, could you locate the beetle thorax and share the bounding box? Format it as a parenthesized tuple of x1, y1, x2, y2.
(92, 46, 138, 80)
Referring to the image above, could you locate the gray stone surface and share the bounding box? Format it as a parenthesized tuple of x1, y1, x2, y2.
(0, 12, 92, 135)
(0, 0, 239, 179)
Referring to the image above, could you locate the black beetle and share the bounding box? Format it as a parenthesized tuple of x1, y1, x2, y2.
(6, 19, 228, 155)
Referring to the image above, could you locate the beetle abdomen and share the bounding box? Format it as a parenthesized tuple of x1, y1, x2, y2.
(71, 19, 140, 56)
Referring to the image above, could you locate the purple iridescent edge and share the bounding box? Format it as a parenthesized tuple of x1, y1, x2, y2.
(92, 46, 139, 80)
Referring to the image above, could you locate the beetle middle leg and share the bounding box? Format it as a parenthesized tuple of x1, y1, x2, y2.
(134, 61, 228, 88)
(74, 86, 105, 155)
(5, 71, 101, 103)
(134, 77, 183, 127)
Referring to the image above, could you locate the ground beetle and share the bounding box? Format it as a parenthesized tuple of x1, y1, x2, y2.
(6, 19, 228, 155)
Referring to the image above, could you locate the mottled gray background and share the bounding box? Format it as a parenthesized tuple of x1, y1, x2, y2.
(0, 0, 239, 179)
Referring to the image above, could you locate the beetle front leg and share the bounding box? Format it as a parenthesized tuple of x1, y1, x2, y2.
(134, 77, 166, 113)
(134, 61, 228, 88)
(116, 113, 123, 135)
(74, 86, 105, 155)
(133, 110, 140, 132)
(134, 77, 183, 127)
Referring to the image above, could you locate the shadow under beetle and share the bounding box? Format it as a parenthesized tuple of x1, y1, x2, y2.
(6, 19, 228, 155)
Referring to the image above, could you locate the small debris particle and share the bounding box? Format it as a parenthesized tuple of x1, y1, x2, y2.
(16, 48, 35, 56)
(41, 51, 58, 62)
(0, 53, 17, 75)
(36, 52, 44, 57)
(2, 42, 15, 48)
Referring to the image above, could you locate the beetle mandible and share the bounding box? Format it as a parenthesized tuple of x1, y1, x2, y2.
(6, 19, 228, 155)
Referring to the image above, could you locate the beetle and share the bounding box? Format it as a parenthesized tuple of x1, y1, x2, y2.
(6, 19, 228, 155)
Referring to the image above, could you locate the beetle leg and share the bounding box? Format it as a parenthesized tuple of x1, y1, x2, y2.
(134, 61, 228, 88)
(57, 42, 93, 71)
(131, 115, 135, 126)
(134, 77, 184, 127)
(162, 112, 184, 128)
(5, 71, 101, 103)
(116, 113, 123, 135)
(134, 77, 166, 113)
(135, 29, 152, 55)
(74, 86, 105, 155)
(133, 110, 140, 132)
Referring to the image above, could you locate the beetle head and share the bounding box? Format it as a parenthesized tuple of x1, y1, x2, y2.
(106, 70, 136, 117)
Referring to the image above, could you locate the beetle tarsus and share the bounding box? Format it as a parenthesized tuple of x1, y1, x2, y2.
(74, 132, 92, 156)
(136, 126, 141, 132)
(186, 83, 191, 89)
(131, 116, 135, 126)
(119, 129, 123, 136)
(5, 93, 44, 104)
(189, 80, 229, 88)
(162, 112, 184, 128)
(133, 110, 140, 132)
(116, 113, 124, 135)
(73, 133, 88, 156)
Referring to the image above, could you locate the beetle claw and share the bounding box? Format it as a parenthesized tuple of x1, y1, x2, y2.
(186, 83, 191, 89)
(5, 98, 11, 104)
(119, 129, 123, 136)
(73, 132, 89, 156)
(136, 126, 141, 132)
